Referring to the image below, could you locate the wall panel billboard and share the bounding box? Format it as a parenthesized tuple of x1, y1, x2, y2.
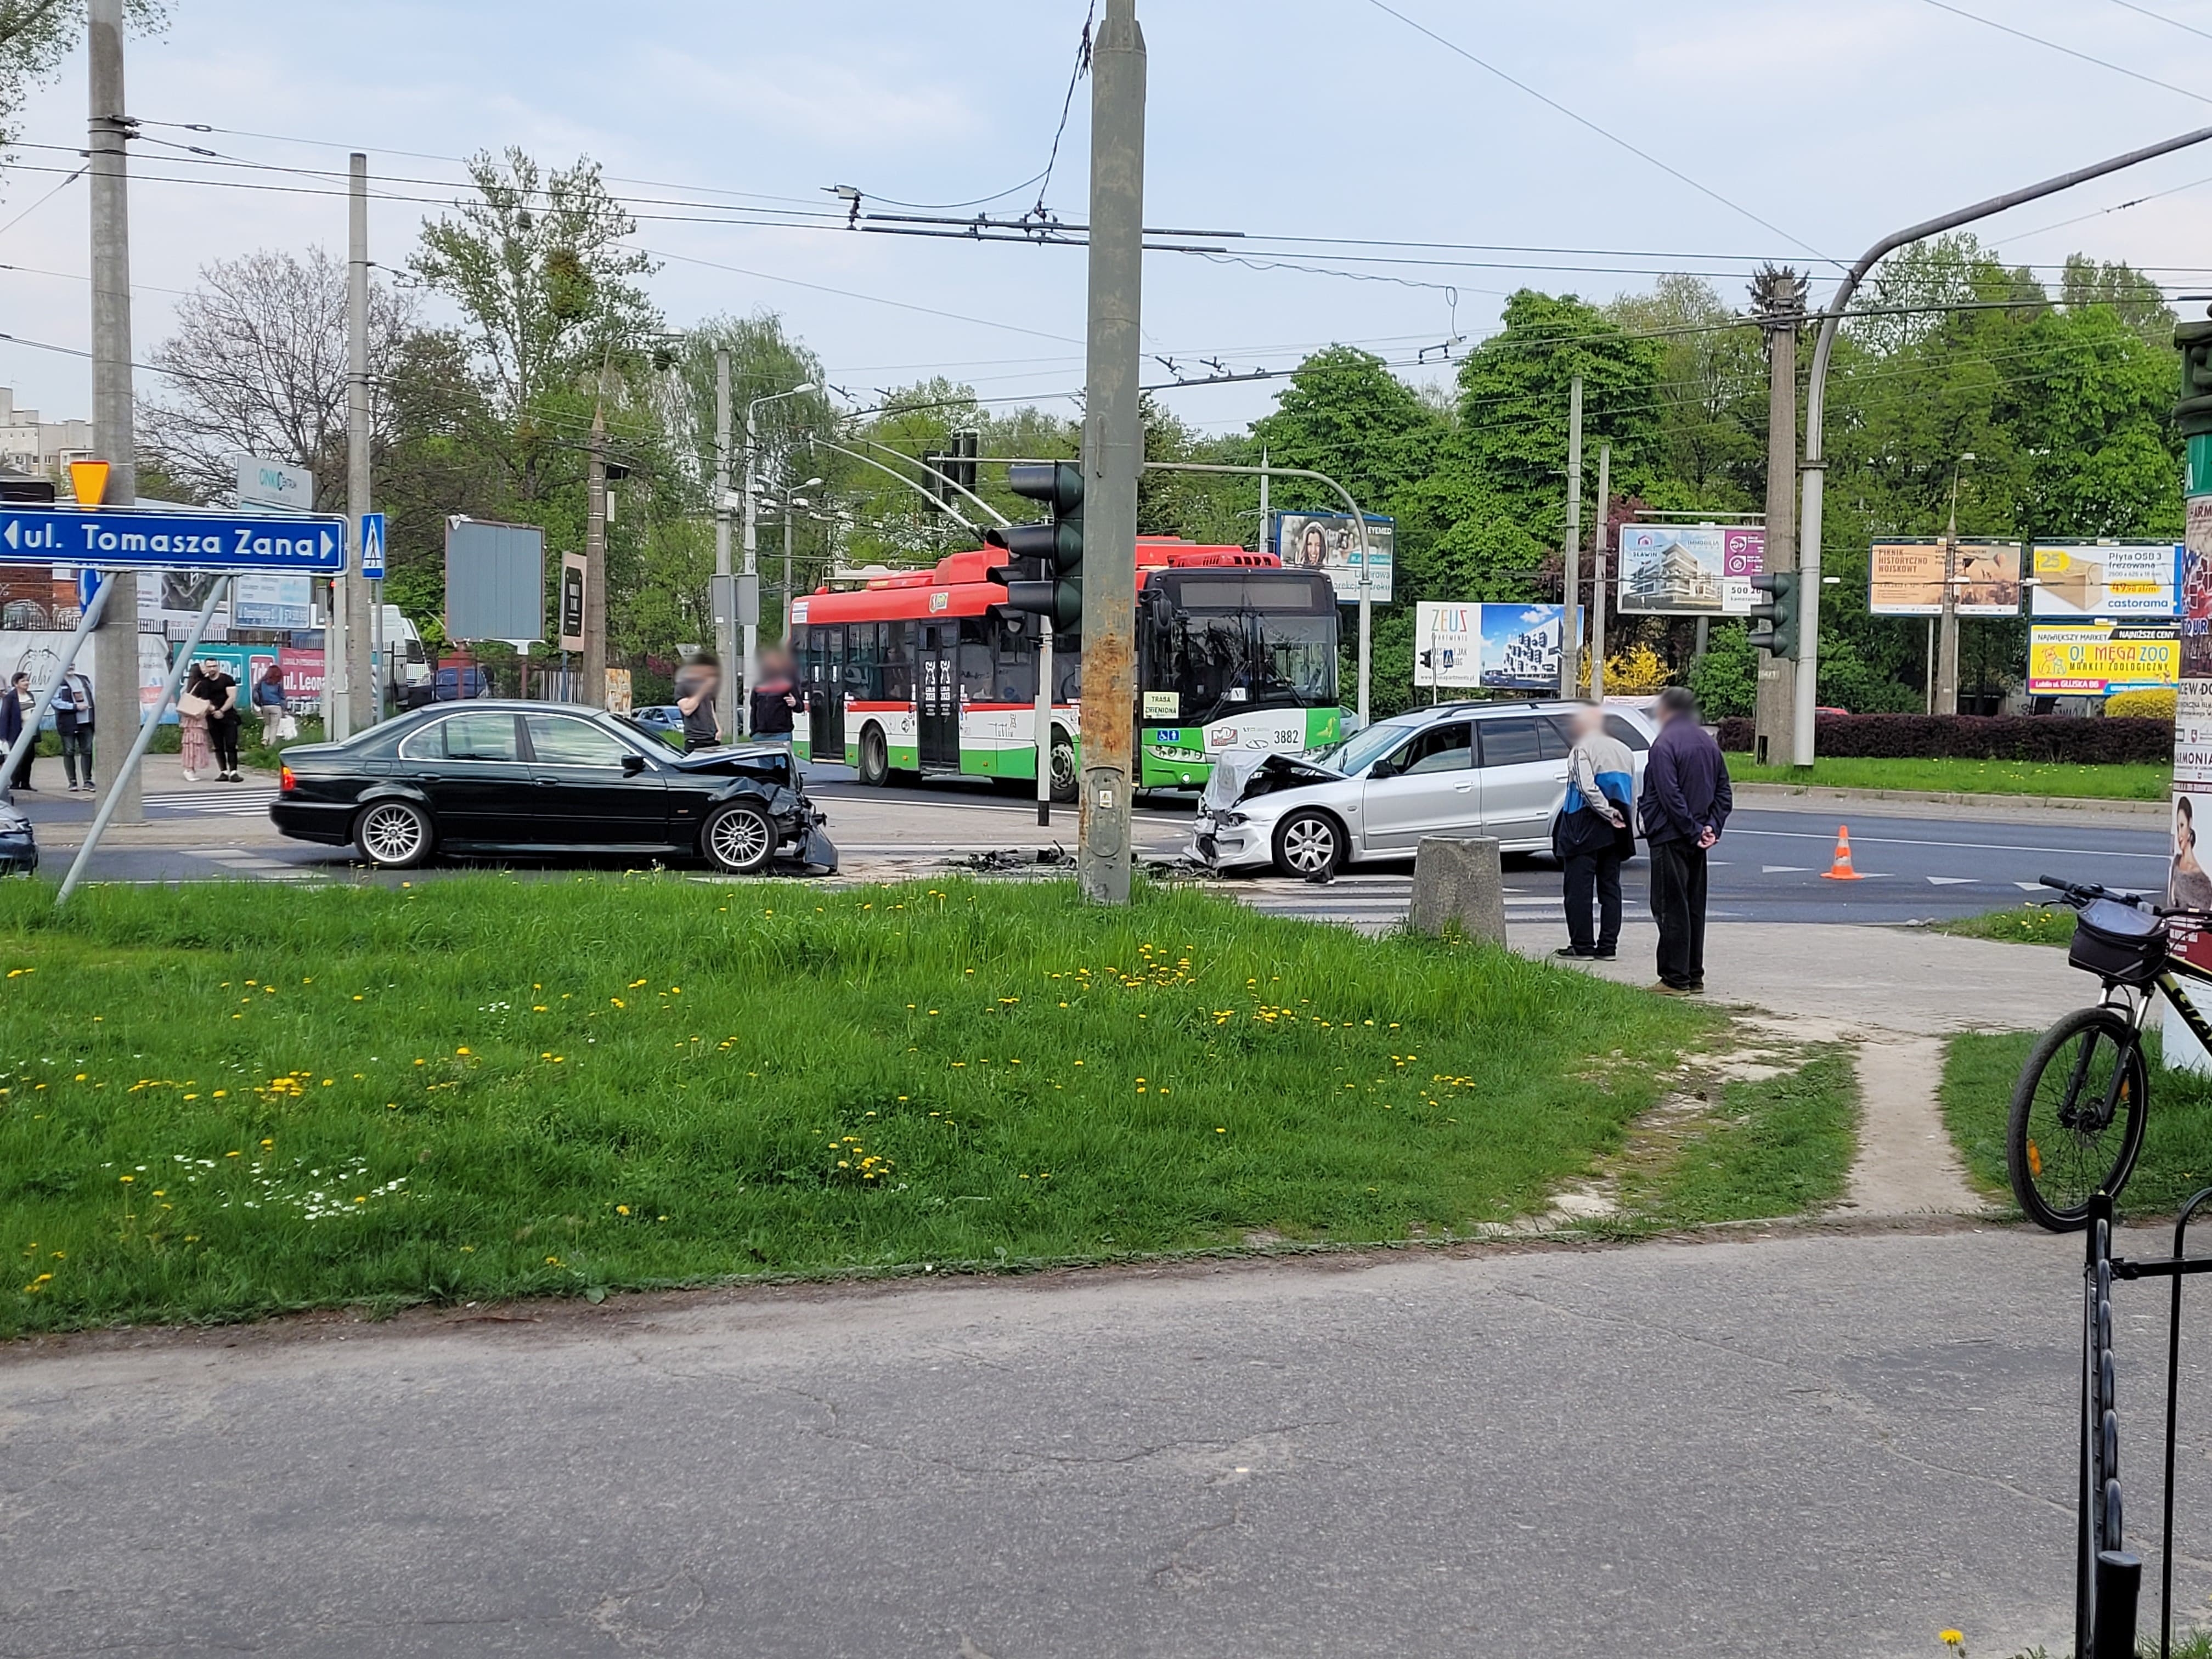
(1870, 539, 2023, 616)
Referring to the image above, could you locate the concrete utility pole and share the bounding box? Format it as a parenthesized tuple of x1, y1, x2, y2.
(714, 350, 736, 741)
(1558, 374, 1583, 699)
(1589, 442, 1611, 702)
(1752, 265, 1805, 765)
(341, 151, 373, 734)
(741, 402, 759, 735)
(86, 0, 139, 822)
(1077, 0, 1146, 906)
(1936, 452, 1973, 714)
(584, 397, 608, 707)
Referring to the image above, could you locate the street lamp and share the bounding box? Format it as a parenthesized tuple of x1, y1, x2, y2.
(736, 382, 817, 733)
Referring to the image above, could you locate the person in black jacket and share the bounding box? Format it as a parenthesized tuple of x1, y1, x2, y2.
(749, 648, 800, 749)
(2, 672, 32, 791)
(1637, 685, 1733, 995)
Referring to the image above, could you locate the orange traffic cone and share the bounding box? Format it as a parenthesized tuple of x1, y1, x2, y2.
(1822, 825, 1865, 881)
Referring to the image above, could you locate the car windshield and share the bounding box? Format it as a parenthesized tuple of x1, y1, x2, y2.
(1312, 720, 1422, 777)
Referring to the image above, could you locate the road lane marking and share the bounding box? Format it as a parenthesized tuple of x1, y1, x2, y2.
(1725, 826, 2166, 859)
(1927, 876, 1978, 885)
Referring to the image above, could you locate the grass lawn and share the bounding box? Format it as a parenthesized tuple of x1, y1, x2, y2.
(1944, 1029, 2212, 1212)
(1724, 754, 2170, 802)
(0, 874, 1724, 1336)
(1932, 905, 2079, 947)
(1617, 1049, 1858, 1228)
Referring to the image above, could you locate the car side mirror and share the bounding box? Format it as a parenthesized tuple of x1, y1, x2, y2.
(1368, 757, 1397, 780)
(620, 753, 647, 776)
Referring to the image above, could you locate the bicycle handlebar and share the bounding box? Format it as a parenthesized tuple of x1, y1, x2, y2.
(2040, 874, 2205, 919)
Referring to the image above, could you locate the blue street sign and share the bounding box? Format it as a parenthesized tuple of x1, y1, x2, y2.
(359, 511, 386, 580)
(0, 505, 346, 573)
(77, 567, 100, 608)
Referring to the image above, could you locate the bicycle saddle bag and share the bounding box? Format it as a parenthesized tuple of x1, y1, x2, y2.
(2070, 899, 2169, 986)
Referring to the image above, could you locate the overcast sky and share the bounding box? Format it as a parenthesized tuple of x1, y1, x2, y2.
(6, 0, 2212, 438)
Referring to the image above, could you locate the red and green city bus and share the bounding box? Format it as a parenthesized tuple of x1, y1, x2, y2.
(789, 538, 1342, 795)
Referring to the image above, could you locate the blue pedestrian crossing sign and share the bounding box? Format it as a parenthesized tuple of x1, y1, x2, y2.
(360, 512, 387, 580)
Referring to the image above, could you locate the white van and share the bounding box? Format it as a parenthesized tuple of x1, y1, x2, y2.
(378, 605, 432, 703)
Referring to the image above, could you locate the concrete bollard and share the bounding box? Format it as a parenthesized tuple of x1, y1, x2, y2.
(1407, 837, 1507, 944)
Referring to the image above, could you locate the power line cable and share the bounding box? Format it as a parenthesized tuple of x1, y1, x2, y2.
(0, 163, 83, 238)
(1919, 0, 2212, 106)
(1029, 1, 1096, 220)
(1361, 0, 1836, 267)
(2106, 0, 2212, 47)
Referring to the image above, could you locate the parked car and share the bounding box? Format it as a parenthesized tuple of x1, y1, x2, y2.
(269, 700, 836, 876)
(1194, 700, 1656, 878)
(630, 704, 686, 746)
(0, 798, 35, 876)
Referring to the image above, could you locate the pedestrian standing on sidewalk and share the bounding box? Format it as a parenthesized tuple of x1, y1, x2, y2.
(1638, 685, 1732, 996)
(177, 663, 216, 783)
(202, 661, 243, 781)
(253, 661, 287, 748)
(1551, 704, 1635, 961)
(50, 669, 93, 793)
(675, 657, 723, 753)
(749, 647, 800, 755)
(3, 672, 34, 791)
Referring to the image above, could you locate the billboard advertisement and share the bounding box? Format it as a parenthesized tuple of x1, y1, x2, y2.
(2183, 498, 2212, 678)
(2030, 542, 2181, 620)
(2026, 623, 2180, 695)
(232, 573, 314, 630)
(1413, 601, 1571, 691)
(1616, 525, 1762, 615)
(2169, 679, 2212, 985)
(1274, 512, 1394, 605)
(1870, 539, 2023, 616)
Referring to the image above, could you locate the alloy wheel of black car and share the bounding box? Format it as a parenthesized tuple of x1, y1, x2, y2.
(356, 800, 433, 870)
(1273, 809, 1341, 878)
(703, 802, 776, 875)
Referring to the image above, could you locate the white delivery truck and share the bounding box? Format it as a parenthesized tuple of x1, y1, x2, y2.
(379, 605, 432, 706)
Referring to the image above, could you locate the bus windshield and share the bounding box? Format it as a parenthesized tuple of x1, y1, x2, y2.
(1145, 575, 1339, 729)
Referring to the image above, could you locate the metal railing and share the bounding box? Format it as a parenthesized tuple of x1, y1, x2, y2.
(2077, 1188, 2212, 1656)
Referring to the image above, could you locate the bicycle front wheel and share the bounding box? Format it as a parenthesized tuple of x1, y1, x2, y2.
(2006, 1005, 2149, 1232)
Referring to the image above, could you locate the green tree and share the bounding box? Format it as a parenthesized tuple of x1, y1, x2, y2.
(1685, 622, 1758, 719)
(0, 0, 161, 161)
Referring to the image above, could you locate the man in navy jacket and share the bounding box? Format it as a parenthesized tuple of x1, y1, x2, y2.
(1638, 685, 1732, 994)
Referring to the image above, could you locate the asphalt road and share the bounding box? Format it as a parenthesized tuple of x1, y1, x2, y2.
(16, 769, 2168, 931)
(1, 1227, 2195, 1658)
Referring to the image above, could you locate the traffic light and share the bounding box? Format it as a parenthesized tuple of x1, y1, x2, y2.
(998, 460, 1084, 629)
(2178, 318, 2212, 437)
(1746, 569, 1801, 659)
(923, 431, 979, 504)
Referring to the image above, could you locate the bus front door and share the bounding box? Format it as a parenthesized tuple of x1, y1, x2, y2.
(810, 626, 846, 759)
(917, 624, 960, 771)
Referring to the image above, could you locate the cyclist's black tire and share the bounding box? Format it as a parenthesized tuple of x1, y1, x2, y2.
(2006, 1005, 2149, 1232)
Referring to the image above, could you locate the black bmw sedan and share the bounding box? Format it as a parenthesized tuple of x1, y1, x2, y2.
(269, 701, 836, 876)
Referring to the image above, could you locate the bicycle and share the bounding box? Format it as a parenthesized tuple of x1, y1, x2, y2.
(2008, 876, 2212, 1231)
